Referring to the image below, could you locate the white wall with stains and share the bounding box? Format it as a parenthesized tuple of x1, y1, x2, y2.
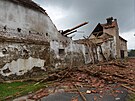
(0, 0, 59, 41)
(0, 0, 87, 79)
(0, 41, 49, 77)
(0, 57, 45, 76)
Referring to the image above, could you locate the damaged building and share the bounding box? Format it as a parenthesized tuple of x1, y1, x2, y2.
(76, 17, 128, 63)
(89, 17, 128, 59)
(0, 0, 86, 80)
(0, 0, 127, 80)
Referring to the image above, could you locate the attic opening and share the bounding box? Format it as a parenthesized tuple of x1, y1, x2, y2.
(92, 23, 103, 37)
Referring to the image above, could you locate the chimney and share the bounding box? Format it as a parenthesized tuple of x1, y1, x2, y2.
(106, 17, 113, 24)
(114, 19, 117, 22)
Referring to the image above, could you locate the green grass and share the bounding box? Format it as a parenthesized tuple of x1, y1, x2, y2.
(0, 81, 46, 100)
(128, 94, 135, 101)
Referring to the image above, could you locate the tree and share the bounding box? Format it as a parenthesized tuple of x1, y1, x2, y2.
(128, 49, 135, 57)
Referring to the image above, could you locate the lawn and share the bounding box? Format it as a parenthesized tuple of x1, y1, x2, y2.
(128, 94, 135, 101)
(0, 81, 46, 100)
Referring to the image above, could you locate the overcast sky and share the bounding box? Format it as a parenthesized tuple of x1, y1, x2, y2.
(34, 0, 135, 49)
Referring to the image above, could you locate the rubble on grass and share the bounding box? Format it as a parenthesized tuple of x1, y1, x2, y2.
(21, 58, 135, 100)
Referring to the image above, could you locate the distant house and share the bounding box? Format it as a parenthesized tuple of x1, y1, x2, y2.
(75, 17, 127, 63)
(89, 17, 128, 59)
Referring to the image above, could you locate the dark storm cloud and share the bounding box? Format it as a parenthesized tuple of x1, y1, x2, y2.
(34, 0, 135, 48)
(35, 0, 134, 31)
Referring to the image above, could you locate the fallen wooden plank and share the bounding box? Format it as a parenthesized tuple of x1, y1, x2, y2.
(121, 84, 135, 94)
(73, 84, 87, 101)
(68, 73, 87, 101)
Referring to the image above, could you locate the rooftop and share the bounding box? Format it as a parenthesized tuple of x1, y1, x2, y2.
(9, 0, 47, 15)
(119, 36, 127, 42)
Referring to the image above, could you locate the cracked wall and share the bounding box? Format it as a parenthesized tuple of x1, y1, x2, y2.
(50, 40, 86, 68)
(0, 0, 87, 80)
(0, 41, 50, 80)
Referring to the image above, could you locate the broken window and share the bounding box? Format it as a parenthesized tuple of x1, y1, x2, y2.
(3, 25, 7, 31)
(46, 33, 48, 36)
(120, 50, 124, 59)
(17, 28, 21, 32)
(85, 47, 89, 54)
(59, 49, 65, 55)
(2, 48, 8, 54)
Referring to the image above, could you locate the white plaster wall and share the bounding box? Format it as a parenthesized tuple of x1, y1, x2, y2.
(0, 42, 48, 76)
(0, 0, 59, 40)
(66, 41, 85, 54)
(104, 26, 120, 58)
(67, 41, 85, 57)
(66, 41, 86, 63)
(84, 46, 92, 64)
(50, 41, 60, 58)
(97, 46, 103, 61)
(119, 39, 128, 57)
(0, 0, 73, 58)
(113, 36, 117, 57)
(95, 37, 116, 61)
(101, 41, 111, 60)
(0, 57, 45, 76)
(120, 39, 127, 50)
(0, 0, 88, 69)
(50, 40, 85, 58)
